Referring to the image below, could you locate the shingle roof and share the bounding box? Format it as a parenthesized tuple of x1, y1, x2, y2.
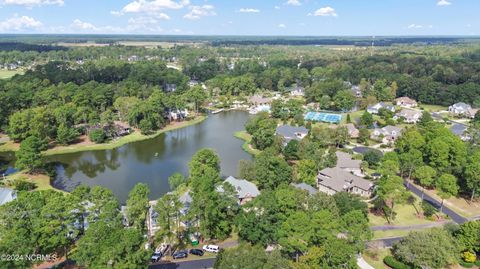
(292, 183, 318, 195)
(335, 151, 361, 170)
(221, 176, 260, 199)
(275, 125, 308, 141)
(318, 167, 373, 192)
(0, 187, 16, 206)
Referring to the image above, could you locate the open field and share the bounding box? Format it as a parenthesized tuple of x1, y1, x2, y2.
(419, 104, 448, 112)
(363, 248, 390, 269)
(372, 229, 416, 240)
(56, 42, 110, 47)
(369, 201, 436, 227)
(117, 41, 203, 48)
(0, 69, 24, 79)
(234, 131, 260, 156)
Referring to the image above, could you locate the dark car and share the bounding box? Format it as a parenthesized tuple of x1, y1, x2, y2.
(172, 251, 188, 259)
(189, 249, 204, 256)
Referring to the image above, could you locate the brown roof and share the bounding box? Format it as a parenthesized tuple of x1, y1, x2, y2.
(318, 167, 373, 192)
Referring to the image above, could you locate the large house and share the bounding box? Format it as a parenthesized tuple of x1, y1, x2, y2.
(371, 125, 403, 144)
(317, 167, 374, 197)
(394, 108, 422, 124)
(449, 102, 478, 118)
(367, 102, 395, 114)
(249, 95, 272, 106)
(0, 187, 16, 206)
(275, 125, 309, 144)
(288, 84, 305, 97)
(335, 151, 363, 176)
(351, 85, 362, 98)
(395, 97, 418, 108)
(218, 176, 260, 205)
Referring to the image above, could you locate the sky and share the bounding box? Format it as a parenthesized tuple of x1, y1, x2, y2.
(0, 0, 477, 36)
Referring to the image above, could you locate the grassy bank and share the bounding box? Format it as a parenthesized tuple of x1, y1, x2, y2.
(234, 131, 260, 156)
(3, 171, 62, 192)
(16, 116, 206, 156)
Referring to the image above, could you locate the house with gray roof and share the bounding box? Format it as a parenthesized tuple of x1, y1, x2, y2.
(394, 108, 422, 124)
(275, 125, 309, 145)
(450, 123, 471, 141)
(218, 176, 260, 205)
(0, 187, 16, 206)
(336, 151, 362, 176)
(292, 183, 318, 195)
(367, 102, 395, 114)
(317, 167, 373, 197)
(449, 102, 478, 118)
(371, 125, 403, 144)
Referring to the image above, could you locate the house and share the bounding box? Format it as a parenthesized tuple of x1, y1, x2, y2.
(275, 125, 309, 144)
(467, 108, 480, 119)
(147, 200, 160, 237)
(394, 108, 422, 124)
(351, 85, 362, 98)
(292, 183, 318, 195)
(0, 187, 16, 206)
(395, 97, 418, 108)
(164, 83, 177, 93)
(188, 79, 200, 87)
(218, 176, 260, 205)
(287, 84, 305, 97)
(344, 123, 359, 138)
(371, 125, 403, 144)
(335, 151, 362, 176)
(450, 123, 471, 141)
(449, 102, 473, 116)
(367, 102, 395, 114)
(317, 167, 374, 197)
(249, 95, 272, 106)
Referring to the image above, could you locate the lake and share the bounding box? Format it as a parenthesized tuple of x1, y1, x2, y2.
(48, 111, 252, 202)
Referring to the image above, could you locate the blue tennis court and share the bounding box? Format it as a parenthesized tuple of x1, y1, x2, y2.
(304, 112, 342, 124)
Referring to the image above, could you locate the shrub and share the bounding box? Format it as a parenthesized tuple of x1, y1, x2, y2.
(462, 251, 476, 263)
(474, 259, 480, 266)
(89, 129, 107, 144)
(383, 256, 411, 269)
(421, 201, 437, 217)
(458, 260, 474, 268)
(12, 180, 36, 191)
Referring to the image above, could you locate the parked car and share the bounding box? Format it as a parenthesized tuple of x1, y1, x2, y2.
(151, 254, 162, 263)
(172, 250, 188, 259)
(189, 249, 204, 256)
(202, 244, 220, 253)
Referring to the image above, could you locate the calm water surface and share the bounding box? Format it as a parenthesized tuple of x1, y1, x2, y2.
(48, 111, 252, 202)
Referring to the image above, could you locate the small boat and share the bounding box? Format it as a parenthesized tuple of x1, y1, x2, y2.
(154, 153, 159, 157)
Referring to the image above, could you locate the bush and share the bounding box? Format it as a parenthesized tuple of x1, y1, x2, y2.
(383, 256, 411, 269)
(474, 259, 480, 266)
(421, 201, 437, 218)
(458, 260, 474, 268)
(462, 251, 476, 263)
(89, 129, 107, 144)
(12, 179, 36, 191)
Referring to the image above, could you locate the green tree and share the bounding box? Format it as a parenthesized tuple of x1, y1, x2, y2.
(89, 128, 107, 143)
(168, 172, 187, 190)
(56, 123, 79, 145)
(465, 150, 480, 202)
(15, 135, 46, 172)
(413, 165, 437, 199)
(376, 175, 410, 223)
(254, 149, 292, 189)
(294, 159, 317, 187)
(359, 111, 374, 128)
(284, 140, 300, 160)
(436, 173, 459, 212)
(333, 90, 355, 111)
(215, 244, 289, 269)
(125, 183, 150, 230)
(455, 221, 480, 252)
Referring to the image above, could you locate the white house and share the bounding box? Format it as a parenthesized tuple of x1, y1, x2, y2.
(371, 125, 403, 144)
(448, 102, 478, 118)
(394, 108, 422, 123)
(395, 97, 418, 108)
(367, 102, 395, 114)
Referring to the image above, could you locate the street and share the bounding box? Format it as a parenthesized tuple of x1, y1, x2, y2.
(149, 258, 215, 269)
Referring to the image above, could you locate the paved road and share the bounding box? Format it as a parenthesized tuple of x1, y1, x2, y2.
(404, 180, 468, 224)
(366, 236, 404, 249)
(149, 258, 215, 269)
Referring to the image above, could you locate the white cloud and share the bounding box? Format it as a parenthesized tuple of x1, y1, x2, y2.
(408, 24, 423, 29)
(274, 5, 280, 9)
(183, 5, 215, 20)
(121, 0, 190, 13)
(0, 15, 42, 32)
(285, 0, 301, 6)
(0, 0, 63, 7)
(437, 0, 452, 6)
(239, 8, 259, 13)
(278, 23, 286, 28)
(71, 19, 98, 31)
(313, 6, 337, 17)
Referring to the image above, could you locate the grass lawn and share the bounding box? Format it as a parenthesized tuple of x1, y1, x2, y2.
(419, 104, 448, 112)
(342, 109, 365, 124)
(4, 171, 62, 192)
(363, 248, 391, 269)
(0, 134, 18, 152)
(40, 116, 206, 156)
(369, 201, 434, 227)
(372, 229, 416, 240)
(0, 69, 24, 79)
(234, 131, 260, 156)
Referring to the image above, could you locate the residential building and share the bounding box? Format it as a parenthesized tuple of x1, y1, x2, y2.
(394, 108, 422, 123)
(335, 151, 362, 176)
(449, 102, 473, 116)
(371, 125, 403, 144)
(367, 102, 395, 114)
(275, 125, 309, 144)
(218, 176, 260, 205)
(344, 123, 359, 138)
(351, 85, 362, 98)
(450, 123, 471, 141)
(394, 97, 418, 108)
(317, 167, 374, 197)
(164, 83, 177, 93)
(0, 187, 16, 206)
(291, 183, 318, 195)
(288, 84, 305, 97)
(248, 95, 272, 106)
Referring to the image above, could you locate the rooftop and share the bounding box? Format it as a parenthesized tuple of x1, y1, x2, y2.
(335, 151, 362, 170)
(291, 182, 318, 195)
(318, 167, 373, 192)
(220, 176, 260, 199)
(0, 187, 16, 206)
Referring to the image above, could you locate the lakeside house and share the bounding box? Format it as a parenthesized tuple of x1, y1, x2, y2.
(317, 167, 374, 197)
(367, 102, 395, 114)
(249, 95, 272, 106)
(218, 176, 260, 205)
(291, 183, 318, 195)
(449, 102, 478, 118)
(394, 108, 422, 123)
(335, 151, 363, 176)
(371, 125, 403, 144)
(394, 97, 418, 108)
(344, 123, 359, 138)
(0, 187, 16, 206)
(450, 123, 471, 141)
(275, 125, 309, 145)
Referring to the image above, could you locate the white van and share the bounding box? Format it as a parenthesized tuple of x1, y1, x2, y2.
(202, 244, 220, 253)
